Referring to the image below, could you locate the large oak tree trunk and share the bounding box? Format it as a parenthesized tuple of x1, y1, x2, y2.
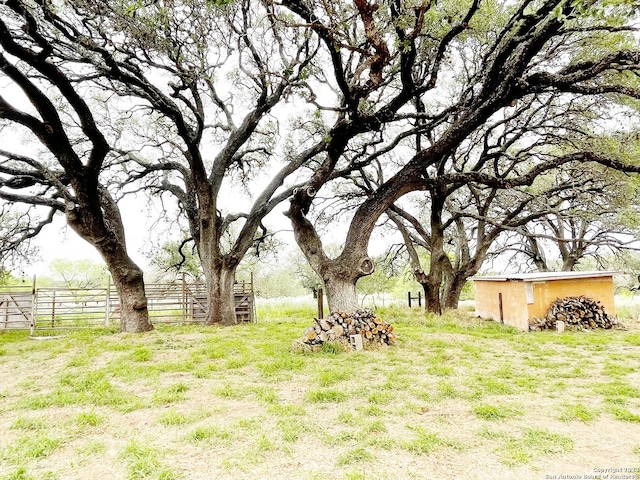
(324, 276, 360, 313)
(286, 190, 375, 315)
(561, 255, 578, 271)
(203, 265, 237, 326)
(423, 194, 447, 314)
(441, 274, 467, 310)
(106, 256, 152, 333)
(196, 205, 239, 326)
(320, 255, 375, 313)
(422, 279, 443, 314)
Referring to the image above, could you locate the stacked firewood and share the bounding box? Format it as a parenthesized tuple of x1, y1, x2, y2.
(530, 296, 619, 331)
(302, 309, 396, 347)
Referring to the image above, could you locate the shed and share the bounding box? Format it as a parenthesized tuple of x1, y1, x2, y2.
(472, 271, 618, 331)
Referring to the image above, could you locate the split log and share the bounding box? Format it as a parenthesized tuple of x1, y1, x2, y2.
(529, 296, 620, 331)
(300, 309, 395, 348)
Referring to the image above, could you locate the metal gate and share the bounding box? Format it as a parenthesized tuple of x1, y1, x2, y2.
(0, 290, 34, 330)
(0, 275, 255, 334)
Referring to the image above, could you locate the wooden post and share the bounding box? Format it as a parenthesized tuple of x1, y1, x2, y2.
(105, 277, 111, 327)
(418, 291, 422, 308)
(317, 287, 324, 319)
(51, 290, 56, 328)
(498, 292, 504, 324)
(250, 272, 256, 323)
(407, 291, 412, 308)
(30, 275, 37, 335)
(3, 294, 8, 330)
(181, 272, 186, 323)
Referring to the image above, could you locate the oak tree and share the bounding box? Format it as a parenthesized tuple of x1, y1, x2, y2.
(282, 0, 640, 313)
(0, 0, 153, 332)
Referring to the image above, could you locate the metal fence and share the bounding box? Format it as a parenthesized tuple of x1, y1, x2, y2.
(0, 277, 255, 334)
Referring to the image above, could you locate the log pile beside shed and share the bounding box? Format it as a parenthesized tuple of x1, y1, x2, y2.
(530, 295, 620, 331)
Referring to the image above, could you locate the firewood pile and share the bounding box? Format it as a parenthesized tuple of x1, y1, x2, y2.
(302, 309, 396, 347)
(530, 295, 619, 331)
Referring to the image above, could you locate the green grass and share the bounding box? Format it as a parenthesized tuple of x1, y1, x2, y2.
(558, 403, 599, 423)
(19, 370, 143, 411)
(401, 426, 460, 454)
(10, 417, 47, 431)
(337, 447, 374, 466)
(157, 408, 203, 427)
(473, 402, 523, 421)
(153, 382, 189, 405)
(277, 418, 312, 442)
(608, 405, 640, 423)
(316, 367, 352, 386)
(2, 433, 62, 463)
(120, 439, 177, 479)
(594, 380, 640, 399)
(306, 388, 348, 403)
(0, 305, 638, 478)
(500, 428, 574, 466)
(0, 467, 36, 480)
(184, 425, 233, 444)
(74, 410, 105, 427)
(257, 354, 306, 378)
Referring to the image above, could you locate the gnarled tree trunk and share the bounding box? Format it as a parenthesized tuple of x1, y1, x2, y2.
(441, 273, 468, 310)
(195, 204, 239, 326)
(287, 192, 376, 314)
(321, 256, 375, 313)
(203, 264, 237, 326)
(106, 256, 152, 333)
(324, 276, 360, 312)
(422, 278, 443, 314)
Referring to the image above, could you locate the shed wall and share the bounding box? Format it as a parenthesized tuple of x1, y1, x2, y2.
(474, 280, 529, 331)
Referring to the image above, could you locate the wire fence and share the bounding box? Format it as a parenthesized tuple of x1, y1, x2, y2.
(0, 276, 255, 334)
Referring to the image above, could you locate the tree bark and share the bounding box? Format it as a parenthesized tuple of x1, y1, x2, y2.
(203, 264, 237, 326)
(441, 273, 468, 310)
(106, 256, 152, 333)
(324, 276, 360, 313)
(423, 192, 448, 314)
(422, 277, 443, 314)
(561, 255, 578, 271)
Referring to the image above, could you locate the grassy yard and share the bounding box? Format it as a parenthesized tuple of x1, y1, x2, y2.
(0, 305, 639, 480)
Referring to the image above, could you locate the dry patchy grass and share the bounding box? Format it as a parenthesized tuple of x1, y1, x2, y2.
(0, 305, 639, 479)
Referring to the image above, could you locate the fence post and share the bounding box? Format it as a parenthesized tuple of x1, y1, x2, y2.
(181, 272, 186, 323)
(3, 295, 8, 330)
(30, 275, 37, 335)
(317, 287, 324, 319)
(105, 277, 111, 327)
(51, 290, 56, 328)
(408, 291, 422, 308)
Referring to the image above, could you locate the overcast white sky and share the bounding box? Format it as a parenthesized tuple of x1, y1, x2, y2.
(27, 197, 153, 277)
